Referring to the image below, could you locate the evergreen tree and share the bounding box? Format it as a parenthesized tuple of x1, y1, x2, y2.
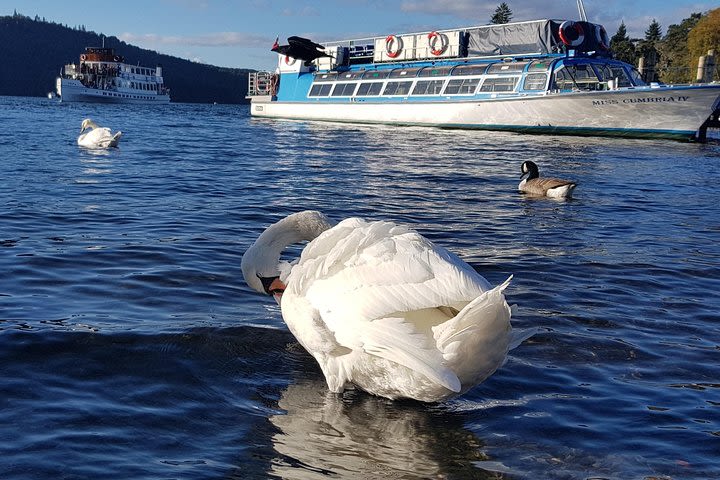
(610, 21, 636, 65)
(491, 3, 512, 24)
(645, 19, 662, 42)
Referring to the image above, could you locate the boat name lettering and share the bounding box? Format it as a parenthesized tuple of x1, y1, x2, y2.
(592, 96, 690, 106)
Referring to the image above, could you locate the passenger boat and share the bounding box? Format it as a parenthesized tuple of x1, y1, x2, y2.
(56, 46, 171, 103)
(247, 19, 720, 141)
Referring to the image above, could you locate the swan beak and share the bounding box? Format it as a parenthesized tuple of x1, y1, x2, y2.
(259, 275, 286, 299)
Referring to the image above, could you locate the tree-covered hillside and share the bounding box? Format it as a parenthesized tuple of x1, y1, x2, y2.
(0, 13, 254, 103)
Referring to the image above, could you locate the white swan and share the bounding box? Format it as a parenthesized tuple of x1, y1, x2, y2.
(519, 160, 577, 198)
(77, 119, 122, 148)
(242, 211, 524, 402)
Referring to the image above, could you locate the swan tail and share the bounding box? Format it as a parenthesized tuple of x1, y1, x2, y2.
(109, 131, 122, 147)
(432, 276, 513, 385)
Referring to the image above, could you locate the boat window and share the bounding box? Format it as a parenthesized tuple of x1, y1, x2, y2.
(554, 64, 600, 90)
(389, 68, 420, 78)
(628, 68, 647, 86)
(478, 76, 519, 92)
(383, 81, 413, 96)
(593, 64, 633, 88)
(451, 64, 488, 76)
(411, 79, 445, 95)
(338, 71, 363, 80)
(315, 72, 339, 82)
(361, 70, 391, 79)
(356, 82, 384, 96)
(443, 78, 480, 95)
(486, 61, 529, 74)
(331, 82, 358, 96)
(308, 83, 333, 96)
(528, 60, 552, 72)
(417, 66, 453, 77)
(522, 73, 548, 91)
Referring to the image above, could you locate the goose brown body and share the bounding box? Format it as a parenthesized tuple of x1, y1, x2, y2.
(518, 161, 576, 198)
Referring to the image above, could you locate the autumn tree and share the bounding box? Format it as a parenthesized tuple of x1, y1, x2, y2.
(687, 8, 720, 82)
(656, 13, 702, 83)
(491, 3, 512, 24)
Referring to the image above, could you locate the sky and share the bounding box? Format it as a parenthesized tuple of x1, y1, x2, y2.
(2, 0, 716, 71)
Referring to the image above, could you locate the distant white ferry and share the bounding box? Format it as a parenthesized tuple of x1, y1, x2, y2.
(56, 46, 170, 103)
(247, 19, 720, 141)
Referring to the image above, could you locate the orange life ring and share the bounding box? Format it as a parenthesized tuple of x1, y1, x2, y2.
(284, 55, 296, 66)
(80, 54, 86, 61)
(559, 21, 585, 47)
(427, 31, 447, 56)
(385, 35, 403, 58)
(595, 24, 610, 50)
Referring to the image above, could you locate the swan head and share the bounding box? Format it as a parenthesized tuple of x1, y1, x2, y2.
(520, 160, 539, 180)
(80, 118, 98, 133)
(242, 210, 333, 296)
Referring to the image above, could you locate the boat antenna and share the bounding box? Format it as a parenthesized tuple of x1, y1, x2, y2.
(577, 0, 588, 21)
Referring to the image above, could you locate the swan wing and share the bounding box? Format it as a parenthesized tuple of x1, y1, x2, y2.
(284, 218, 491, 391)
(78, 127, 118, 148)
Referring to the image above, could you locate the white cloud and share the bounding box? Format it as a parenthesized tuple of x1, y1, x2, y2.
(119, 32, 272, 48)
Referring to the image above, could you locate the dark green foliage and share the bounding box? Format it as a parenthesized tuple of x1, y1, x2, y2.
(610, 21, 636, 65)
(0, 14, 253, 103)
(656, 13, 702, 83)
(491, 3, 513, 24)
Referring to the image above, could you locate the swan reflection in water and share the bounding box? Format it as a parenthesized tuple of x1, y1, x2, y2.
(268, 376, 494, 479)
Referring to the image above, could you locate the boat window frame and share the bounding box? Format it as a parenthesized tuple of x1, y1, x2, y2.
(382, 80, 414, 96)
(411, 79, 446, 95)
(355, 81, 384, 96)
(478, 76, 520, 93)
(308, 83, 334, 97)
(442, 77, 481, 95)
(522, 72, 548, 91)
(553, 63, 601, 91)
(331, 82, 359, 97)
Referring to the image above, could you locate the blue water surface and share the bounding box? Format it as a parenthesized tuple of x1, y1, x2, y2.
(1, 96, 719, 479)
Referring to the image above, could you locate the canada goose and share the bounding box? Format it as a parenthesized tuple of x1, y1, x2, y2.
(519, 160, 577, 198)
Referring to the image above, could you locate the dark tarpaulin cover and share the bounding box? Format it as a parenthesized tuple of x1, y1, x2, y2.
(465, 20, 608, 57)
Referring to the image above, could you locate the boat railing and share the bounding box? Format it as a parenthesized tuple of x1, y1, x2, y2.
(248, 71, 276, 96)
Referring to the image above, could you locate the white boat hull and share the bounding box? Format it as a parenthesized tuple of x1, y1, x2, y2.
(56, 78, 170, 104)
(250, 86, 720, 140)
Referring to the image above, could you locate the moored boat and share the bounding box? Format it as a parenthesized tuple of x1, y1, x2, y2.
(56, 46, 171, 104)
(247, 19, 720, 141)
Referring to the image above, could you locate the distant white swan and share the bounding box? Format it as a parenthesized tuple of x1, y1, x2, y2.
(242, 210, 527, 402)
(77, 119, 122, 148)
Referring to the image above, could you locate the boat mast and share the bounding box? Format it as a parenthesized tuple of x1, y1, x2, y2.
(577, 0, 588, 21)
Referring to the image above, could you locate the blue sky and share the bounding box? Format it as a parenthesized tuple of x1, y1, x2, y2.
(3, 0, 716, 70)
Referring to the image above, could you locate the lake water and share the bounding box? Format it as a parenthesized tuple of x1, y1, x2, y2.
(1, 96, 718, 479)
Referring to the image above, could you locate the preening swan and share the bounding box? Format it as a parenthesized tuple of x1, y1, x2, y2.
(242, 211, 526, 402)
(519, 160, 577, 198)
(77, 119, 122, 148)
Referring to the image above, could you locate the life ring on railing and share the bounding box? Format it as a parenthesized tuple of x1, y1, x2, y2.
(559, 21, 585, 47)
(427, 31, 447, 56)
(80, 54, 86, 61)
(284, 55, 296, 66)
(595, 25, 610, 50)
(385, 35, 403, 58)
(113, 55, 120, 62)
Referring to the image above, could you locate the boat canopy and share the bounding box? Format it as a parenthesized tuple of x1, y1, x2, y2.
(465, 20, 610, 57)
